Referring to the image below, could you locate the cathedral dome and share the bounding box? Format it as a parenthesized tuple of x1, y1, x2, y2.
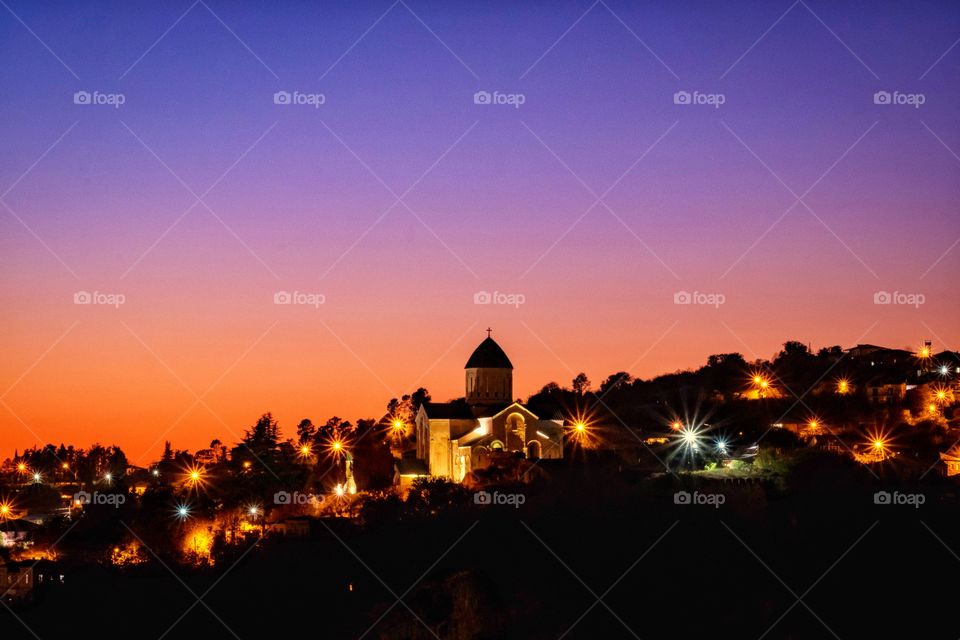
(465, 336, 513, 369)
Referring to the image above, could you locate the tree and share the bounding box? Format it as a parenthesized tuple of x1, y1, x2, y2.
(778, 341, 810, 357)
(600, 372, 632, 395)
(296, 419, 316, 444)
(572, 373, 591, 395)
(409, 388, 431, 415)
(538, 382, 561, 394)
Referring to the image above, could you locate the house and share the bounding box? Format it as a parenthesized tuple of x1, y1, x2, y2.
(267, 517, 310, 537)
(866, 380, 907, 404)
(939, 449, 960, 477)
(0, 563, 34, 604)
(0, 519, 40, 549)
(394, 457, 429, 491)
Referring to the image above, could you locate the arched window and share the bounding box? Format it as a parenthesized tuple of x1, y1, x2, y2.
(490, 440, 504, 451)
(526, 441, 542, 460)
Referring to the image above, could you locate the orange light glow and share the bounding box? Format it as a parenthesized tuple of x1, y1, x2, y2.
(184, 465, 207, 490)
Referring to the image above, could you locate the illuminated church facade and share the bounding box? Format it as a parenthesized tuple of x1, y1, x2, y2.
(414, 333, 564, 481)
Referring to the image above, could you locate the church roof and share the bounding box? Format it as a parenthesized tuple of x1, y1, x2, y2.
(422, 401, 475, 420)
(465, 336, 513, 369)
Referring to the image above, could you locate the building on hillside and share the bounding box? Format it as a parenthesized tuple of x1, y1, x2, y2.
(866, 380, 907, 404)
(0, 563, 34, 604)
(939, 449, 960, 477)
(415, 332, 564, 481)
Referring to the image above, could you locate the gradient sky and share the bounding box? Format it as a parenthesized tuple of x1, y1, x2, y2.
(1, 0, 958, 463)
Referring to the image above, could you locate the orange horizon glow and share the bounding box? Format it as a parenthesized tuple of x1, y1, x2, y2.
(1, 326, 953, 464)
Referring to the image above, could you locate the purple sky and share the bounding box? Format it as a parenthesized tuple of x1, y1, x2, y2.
(1, 0, 958, 460)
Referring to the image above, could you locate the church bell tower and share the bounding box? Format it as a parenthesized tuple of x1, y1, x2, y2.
(464, 329, 513, 406)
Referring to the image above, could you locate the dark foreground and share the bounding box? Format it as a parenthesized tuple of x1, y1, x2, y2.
(4, 461, 959, 639)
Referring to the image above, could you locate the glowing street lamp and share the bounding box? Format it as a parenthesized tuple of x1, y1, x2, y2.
(334, 484, 345, 498)
(247, 505, 260, 518)
(104, 472, 113, 484)
(670, 420, 683, 431)
(299, 444, 313, 458)
(714, 438, 729, 455)
(390, 418, 407, 438)
(836, 378, 850, 395)
(678, 427, 703, 451)
(32, 472, 42, 484)
(933, 386, 949, 405)
(16, 463, 27, 474)
(0, 502, 12, 520)
(174, 503, 191, 521)
(750, 371, 771, 398)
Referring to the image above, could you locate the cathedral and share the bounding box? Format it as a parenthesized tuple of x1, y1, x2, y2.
(414, 332, 564, 481)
